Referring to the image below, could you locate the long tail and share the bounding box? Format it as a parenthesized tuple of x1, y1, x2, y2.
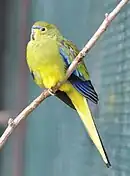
(67, 87, 111, 167)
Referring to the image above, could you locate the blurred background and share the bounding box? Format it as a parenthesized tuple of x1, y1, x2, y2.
(0, 0, 130, 176)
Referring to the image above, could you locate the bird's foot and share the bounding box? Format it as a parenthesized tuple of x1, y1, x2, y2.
(48, 82, 62, 96)
(48, 88, 56, 96)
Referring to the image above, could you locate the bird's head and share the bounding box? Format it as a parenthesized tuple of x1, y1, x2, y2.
(30, 21, 61, 41)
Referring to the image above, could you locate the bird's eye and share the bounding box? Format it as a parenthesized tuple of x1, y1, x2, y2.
(40, 27, 46, 32)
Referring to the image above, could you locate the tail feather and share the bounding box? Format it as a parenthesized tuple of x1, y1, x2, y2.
(67, 88, 111, 167)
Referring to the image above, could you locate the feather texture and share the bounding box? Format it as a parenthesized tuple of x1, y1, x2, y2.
(59, 45, 98, 104)
(26, 21, 111, 167)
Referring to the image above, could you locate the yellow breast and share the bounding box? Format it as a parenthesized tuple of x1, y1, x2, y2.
(26, 38, 65, 89)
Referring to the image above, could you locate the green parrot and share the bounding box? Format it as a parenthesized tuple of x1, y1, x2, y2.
(26, 21, 111, 167)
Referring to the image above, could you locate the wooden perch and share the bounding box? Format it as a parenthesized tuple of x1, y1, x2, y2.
(0, 0, 129, 150)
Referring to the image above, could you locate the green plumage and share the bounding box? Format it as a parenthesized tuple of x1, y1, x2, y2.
(26, 21, 110, 167)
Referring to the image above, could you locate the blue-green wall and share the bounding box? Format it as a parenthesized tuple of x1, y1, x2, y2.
(25, 0, 124, 176)
(1, 0, 130, 176)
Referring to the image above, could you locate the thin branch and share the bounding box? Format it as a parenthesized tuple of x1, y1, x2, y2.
(0, 0, 129, 150)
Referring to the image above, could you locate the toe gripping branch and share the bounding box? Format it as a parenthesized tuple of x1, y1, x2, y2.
(47, 82, 62, 96)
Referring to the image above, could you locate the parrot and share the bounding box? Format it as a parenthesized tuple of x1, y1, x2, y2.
(26, 21, 111, 167)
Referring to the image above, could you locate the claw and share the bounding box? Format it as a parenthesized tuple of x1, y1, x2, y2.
(48, 88, 55, 96)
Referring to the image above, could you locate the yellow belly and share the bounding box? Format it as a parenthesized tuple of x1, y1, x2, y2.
(32, 64, 64, 88)
(32, 64, 71, 93)
(41, 64, 65, 89)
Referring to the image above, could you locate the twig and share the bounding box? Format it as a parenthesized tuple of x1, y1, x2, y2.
(0, 0, 129, 150)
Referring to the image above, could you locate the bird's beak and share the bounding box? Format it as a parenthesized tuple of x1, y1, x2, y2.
(31, 29, 35, 40)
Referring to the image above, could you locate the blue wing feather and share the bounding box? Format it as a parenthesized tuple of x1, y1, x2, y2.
(59, 48, 83, 78)
(59, 48, 71, 65)
(71, 78, 99, 104)
(59, 47, 98, 104)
